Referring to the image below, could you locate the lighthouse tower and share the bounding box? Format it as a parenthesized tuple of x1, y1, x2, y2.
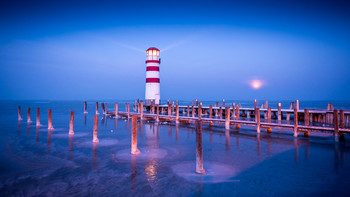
(145, 47, 161, 106)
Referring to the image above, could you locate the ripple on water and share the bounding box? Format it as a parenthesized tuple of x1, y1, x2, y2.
(77, 139, 118, 147)
(115, 147, 168, 161)
(172, 162, 239, 183)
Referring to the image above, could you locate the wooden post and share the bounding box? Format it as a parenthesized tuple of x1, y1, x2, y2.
(101, 103, 105, 114)
(18, 106, 22, 121)
(293, 107, 298, 137)
(105, 103, 107, 114)
(134, 100, 137, 112)
(95, 102, 99, 114)
(114, 103, 118, 117)
(151, 103, 155, 114)
(296, 100, 299, 110)
(219, 107, 222, 119)
(236, 106, 240, 120)
(187, 105, 190, 117)
(84, 101, 87, 114)
(209, 105, 213, 119)
(176, 105, 179, 124)
(27, 108, 31, 123)
(225, 107, 230, 129)
(128, 103, 131, 118)
(195, 99, 198, 106)
(278, 103, 282, 121)
(334, 110, 339, 141)
(69, 111, 74, 135)
(172, 101, 175, 114)
(140, 101, 144, 120)
(195, 120, 206, 174)
(304, 109, 310, 137)
(131, 116, 140, 154)
(168, 103, 171, 116)
(48, 109, 53, 130)
(93, 115, 99, 143)
(265, 100, 268, 109)
(36, 108, 40, 126)
(256, 108, 261, 133)
(232, 103, 236, 119)
(156, 104, 160, 122)
(254, 99, 257, 110)
(215, 106, 218, 117)
(267, 108, 272, 132)
(198, 104, 202, 120)
(222, 99, 225, 107)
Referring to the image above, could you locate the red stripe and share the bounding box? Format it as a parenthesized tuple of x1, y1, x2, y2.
(146, 78, 160, 83)
(146, 66, 159, 71)
(146, 60, 160, 64)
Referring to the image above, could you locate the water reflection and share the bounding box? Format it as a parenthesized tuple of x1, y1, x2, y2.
(114, 118, 118, 131)
(68, 135, 73, 160)
(168, 127, 172, 136)
(93, 143, 97, 169)
(47, 129, 52, 152)
(294, 139, 299, 163)
(145, 159, 158, 183)
(131, 155, 137, 190)
(84, 114, 87, 125)
(36, 126, 40, 142)
(257, 134, 261, 156)
(176, 125, 179, 142)
(225, 130, 230, 151)
(27, 122, 30, 137)
(17, 120, 21, 135)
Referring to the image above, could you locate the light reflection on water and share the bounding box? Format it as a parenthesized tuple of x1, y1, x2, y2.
(0, 101, 349, 196)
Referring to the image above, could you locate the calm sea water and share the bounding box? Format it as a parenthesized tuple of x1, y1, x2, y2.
(0, 100, 349, 196)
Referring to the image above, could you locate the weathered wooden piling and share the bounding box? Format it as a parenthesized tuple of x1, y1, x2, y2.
(131, 116, 140, 155)
(304, 109, 310, 137)
(195, 99, 198, 106)
(296, 100, 299, 110)
(176, 105, 179, 124)
(195, 120, 206, 174)
(256, 108, 261, 133)
(209, 105, 213, 118)
(198, 104, 202, 120)
(84, 101, 87, 114)
(114, 103, 118, 117)
(101, 103, 105, 114)
(225, 107, 230, 130)
(293, 107, 298, 137)
(236, 106, 240, 120)
(18, 106, 22, 121)
(267, 108, 272, 132)
(278, 103, 282, 121)
(187, 105, 190, 117)
(95, 102, 99, 114)
(36, 108, 40, 127)
(168, 103, 172, 116)
(333, 110, 339, 141)
(48, 109, 54, 130)
(105, 103, 107, 114)
(140, 101, 144, 120)
(93, 115, 99, 143)
(222, 99, 225, 107)
(69, 111, 74, 135)
(219, 107, 222, 119)
(128, 103, 131, 118)
(340, 110, 345, 129)
(27, 108, 31, 123)
(232, 103, 236, 118)
(192, 105, 195, 117)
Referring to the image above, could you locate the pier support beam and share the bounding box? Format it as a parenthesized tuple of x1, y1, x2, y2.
(27, 108, 31, 123)
(304, 109, 310, 137)
(195, 120, 206, 174)
(69, 111, 74, 135)
(48, 109, 54, 130)
(131, 116, 140, 154)
(176, 105, 179, 124)
(156, 104, 160, 122)
(36, 108, 40, 127)
(93, 115, 99, 143)
(256, 108, 261, 133)
(209, 105, 213, 119)
(225, 107, 230, 130)
(232, 103, 236, 119)
(168, 103, 172, 116)
(140, 101, 144, 120)
(96, 102, 99, 114)
(187, 105, 190, 117)
(84, 101, 87, 114)
(334, 110, 339, 141)
(278, 103, 282, 121)
(18, 106, 22, 121)
(115, 103, 118, 117)
(219, 107, 222, 119)
(267, 108, 272, 132)
(293, 107, 298, 137)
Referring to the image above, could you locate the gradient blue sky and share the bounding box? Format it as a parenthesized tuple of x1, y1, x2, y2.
(1, 0, 349, 101)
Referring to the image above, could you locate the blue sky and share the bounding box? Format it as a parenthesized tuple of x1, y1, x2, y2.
(1, 0, 349, 101)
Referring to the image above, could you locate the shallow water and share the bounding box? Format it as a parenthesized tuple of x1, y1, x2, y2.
(0, 101, 349, 196)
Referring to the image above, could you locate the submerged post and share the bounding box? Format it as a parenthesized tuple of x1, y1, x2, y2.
(36, 108, 40, 127)
(48, 109, 54, 130)
(95, 102, 99, 114)
(293, 107, 298, 137)
(114, 103, 118, 117)
(131, 116, 140, 154)
(187, 105, 190, 117)
(27, 108, 31, 123)
(101, 103, 105, 114)
(93, 115, 99, 143)
(192, 105, 195, 118)
(84, 101, 87, 114)
(256, 108, 261, 133)
(209, 105, 213, 119)
(225, 107, 230, 130)
(18, 106, 22, 121)
(198, 104, 202, 120)
(195, 120, 206, 174)
(176, 105, 179, 124)
(219, 107, 222, 119)
(105, 103, 108, 114)
(69, 111, 74, 135)
(168, 103, 171, 116)
(304, 109, 310, 137)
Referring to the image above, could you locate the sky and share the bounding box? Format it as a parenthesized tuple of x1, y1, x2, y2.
(0, 0, 350, 101)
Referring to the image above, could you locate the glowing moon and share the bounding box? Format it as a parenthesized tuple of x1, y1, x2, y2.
(251, 80, 262, 89)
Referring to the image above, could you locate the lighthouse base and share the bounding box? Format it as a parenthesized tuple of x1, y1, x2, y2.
(145, 99, 161, 106)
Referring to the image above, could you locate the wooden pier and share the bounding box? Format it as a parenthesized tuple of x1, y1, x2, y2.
(106, 100, 350, 140)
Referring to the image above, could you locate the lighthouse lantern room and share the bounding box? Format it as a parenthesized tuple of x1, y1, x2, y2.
(145, 47, 161, 106)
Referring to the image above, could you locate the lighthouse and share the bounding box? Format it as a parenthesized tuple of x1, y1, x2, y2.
(145, 47, 161, 106)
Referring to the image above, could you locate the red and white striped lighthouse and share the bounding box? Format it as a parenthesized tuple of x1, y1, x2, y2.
(145, 47, 161, 106)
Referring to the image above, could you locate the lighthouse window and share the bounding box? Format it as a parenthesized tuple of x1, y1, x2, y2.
(147, 50, 150, 56)
(153, 50, 157, 56)
(157, 51, 159, 56)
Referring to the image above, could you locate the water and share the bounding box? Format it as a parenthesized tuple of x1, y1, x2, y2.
(0, 100, 350, 196)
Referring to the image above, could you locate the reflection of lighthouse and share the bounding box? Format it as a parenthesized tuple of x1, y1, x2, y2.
(145, 47, 160, 106)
